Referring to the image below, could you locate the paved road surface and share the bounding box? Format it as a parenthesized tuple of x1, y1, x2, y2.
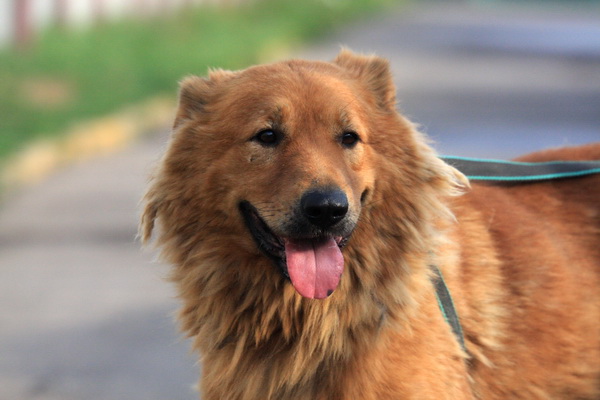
(300, 2, 600, 158)
(1, 2, 599, 399)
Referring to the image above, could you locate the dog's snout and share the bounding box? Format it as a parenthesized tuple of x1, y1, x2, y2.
(301, 189, 349, 229)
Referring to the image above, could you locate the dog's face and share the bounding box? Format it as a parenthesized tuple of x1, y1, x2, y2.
(142, 50, 464, 301)
(183, 55, 378, 299)
(231, 68, 376, 299)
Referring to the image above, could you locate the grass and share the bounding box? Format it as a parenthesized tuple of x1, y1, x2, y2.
(0, 0, 397, 161)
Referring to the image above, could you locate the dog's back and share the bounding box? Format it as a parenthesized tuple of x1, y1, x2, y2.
(448, 143, 600, 398)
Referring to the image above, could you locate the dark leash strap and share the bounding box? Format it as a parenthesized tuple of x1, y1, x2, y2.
(431, 154, 600, 353)
(430, 266, 467, 353)
(440, 155, 600, 182)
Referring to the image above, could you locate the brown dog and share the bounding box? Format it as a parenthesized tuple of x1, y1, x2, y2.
(140, 50, 600, 399)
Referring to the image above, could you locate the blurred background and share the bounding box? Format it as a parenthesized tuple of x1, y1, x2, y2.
(1, 0, 599, 399)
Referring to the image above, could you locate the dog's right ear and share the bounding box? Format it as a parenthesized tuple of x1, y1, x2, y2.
(174, 69, 235, 128)
(333, 49, 396, 111)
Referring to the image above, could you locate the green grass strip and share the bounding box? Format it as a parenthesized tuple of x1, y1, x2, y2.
(0, 0, 397, 161)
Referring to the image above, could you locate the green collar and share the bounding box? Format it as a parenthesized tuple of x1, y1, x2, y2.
(441, 155, 600, 182)
(430, 265, 467, 353)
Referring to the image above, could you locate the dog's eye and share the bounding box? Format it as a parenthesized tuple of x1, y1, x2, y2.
(253, 129, 280, 146)
(340, 132, 360, 148)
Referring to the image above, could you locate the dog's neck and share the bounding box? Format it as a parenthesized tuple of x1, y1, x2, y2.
(172, 221, 436, 399)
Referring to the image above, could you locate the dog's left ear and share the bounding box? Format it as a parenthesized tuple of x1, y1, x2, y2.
(174, 69, 236, 128)
(333, 49, 396, 111)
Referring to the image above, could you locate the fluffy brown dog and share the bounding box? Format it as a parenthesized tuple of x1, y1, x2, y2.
(140, 50, 600, 399)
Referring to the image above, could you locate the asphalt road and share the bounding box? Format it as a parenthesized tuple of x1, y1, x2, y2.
(1, 2, 599, 399)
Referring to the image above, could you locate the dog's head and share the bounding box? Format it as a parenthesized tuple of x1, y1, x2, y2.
(141, 50, 466, 300)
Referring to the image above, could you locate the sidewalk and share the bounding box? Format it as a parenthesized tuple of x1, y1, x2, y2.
(1, 2, 599, 399)
(0, 136, 199, 400)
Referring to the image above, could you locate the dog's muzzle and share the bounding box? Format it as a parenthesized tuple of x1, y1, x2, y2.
(240, 187, 356, 299)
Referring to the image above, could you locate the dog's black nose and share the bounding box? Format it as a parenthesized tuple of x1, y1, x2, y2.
(301, 189, 348, 229)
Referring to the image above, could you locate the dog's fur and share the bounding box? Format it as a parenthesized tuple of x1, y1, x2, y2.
(140, 50, 600, 399)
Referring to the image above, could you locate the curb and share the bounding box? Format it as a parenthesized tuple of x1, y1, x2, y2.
(0, 96, 176, 192)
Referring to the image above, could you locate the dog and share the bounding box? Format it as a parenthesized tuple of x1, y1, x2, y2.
(140, 50, 600, 399)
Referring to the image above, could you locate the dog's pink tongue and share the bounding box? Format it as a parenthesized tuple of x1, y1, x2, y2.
(285, 238, 344, 299)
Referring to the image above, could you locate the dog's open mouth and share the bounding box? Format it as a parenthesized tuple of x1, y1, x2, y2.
(239, 201, 347, 299)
